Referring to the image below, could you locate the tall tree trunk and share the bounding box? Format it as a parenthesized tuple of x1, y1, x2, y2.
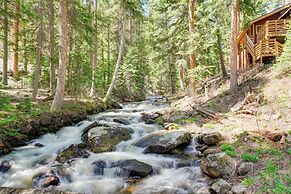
(179, 64, 185, 90)
(188, 0, 196, 97)
(89, 1, 98, 97)
(230, 0, 238, 92)
(103, 1, 125, 102)
(23, 34, 28, 75)
(32, 23, 43, 101)
(106, 23, 111, 87)
(2, 0, 8, 85)
(11, 0, 20, 79)
(217, 29, 227, 77)
(51, 0, 68, 111)
(49, 0, 56, 94)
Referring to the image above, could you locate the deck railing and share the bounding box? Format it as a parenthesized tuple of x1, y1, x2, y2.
(254, 39, 283, 62)
(257, 19, 289, 41)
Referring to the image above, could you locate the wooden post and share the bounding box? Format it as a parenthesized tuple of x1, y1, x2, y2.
(260, 40, 263, 65)
(266, 21, 269, 38)
(275, 39, 278, 57)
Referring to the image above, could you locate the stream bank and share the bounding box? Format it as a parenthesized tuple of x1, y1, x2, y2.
(0, 98, 121, 156)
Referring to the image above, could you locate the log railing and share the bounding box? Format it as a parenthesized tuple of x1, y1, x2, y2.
(246, 34, 254, 57)
(254, 39, 284, 62)
(257, 19, 288, 41)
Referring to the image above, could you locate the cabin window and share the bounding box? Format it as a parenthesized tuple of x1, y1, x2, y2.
(256, 25, 262, 34)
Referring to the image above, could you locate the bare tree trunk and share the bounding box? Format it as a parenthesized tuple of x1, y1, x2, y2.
(89, 1, 98, 97)
(51, 0, 68, 111)
(32, 23, 43, 101)
(179, 64, 185, 90)
(49, 0, 56, 94)
(230, 0, 238, 92)
(103, 1, 126, 102)
(23, 34, 28, 75)
(12, 0, 19, 79)
(217, 29, 227, 77)
(2, 0, 8, 85)
(106, 23, 111, 87)
(188, 0, 197, 97)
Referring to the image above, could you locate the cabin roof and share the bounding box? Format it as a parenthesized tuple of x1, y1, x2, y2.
(237, 3, 291, 42)
(250, 3, 291, 25)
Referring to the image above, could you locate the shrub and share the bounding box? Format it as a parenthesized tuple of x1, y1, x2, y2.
(241, 153, 259, 162)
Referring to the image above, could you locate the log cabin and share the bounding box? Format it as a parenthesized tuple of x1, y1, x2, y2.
(237, 3, 291, 72)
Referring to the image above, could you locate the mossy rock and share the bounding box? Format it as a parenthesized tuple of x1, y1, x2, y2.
(56, 144, 90, 163)
(84, 126, 132, 153)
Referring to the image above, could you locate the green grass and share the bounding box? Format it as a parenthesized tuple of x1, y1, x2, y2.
(181, 117, 198, 124)
(241, 153, 259, 162)
(258, 160, 291, 193)
(203, 123, 215, 129)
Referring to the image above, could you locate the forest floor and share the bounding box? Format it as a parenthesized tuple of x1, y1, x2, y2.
(163, 64, 291, 193)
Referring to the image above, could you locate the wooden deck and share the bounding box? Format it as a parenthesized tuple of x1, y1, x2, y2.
(257, 19, 289, 41)
(254, 39, 284, 62)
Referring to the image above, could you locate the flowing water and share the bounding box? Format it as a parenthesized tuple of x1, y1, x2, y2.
(0, 101, 208, 194)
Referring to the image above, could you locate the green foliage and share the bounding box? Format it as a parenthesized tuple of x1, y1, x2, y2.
(241, 153, 259, 162)
(220, 144, 237, 157)
(241, 177, 255, 187)
(4, 129, 21, 137)
(16, 99, 33, 112)
(181, 117, 198, 124)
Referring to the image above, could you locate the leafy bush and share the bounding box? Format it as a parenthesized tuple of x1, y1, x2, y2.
(241, 153, 259, 162)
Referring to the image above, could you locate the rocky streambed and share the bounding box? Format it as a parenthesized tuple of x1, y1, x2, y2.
(0, 101, 248, 194)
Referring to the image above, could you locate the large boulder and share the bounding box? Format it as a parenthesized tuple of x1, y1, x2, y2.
(32, 170, 60, 189)
(113, 118, 131, 125)
(0, 160, 11, 173)
(56, 144, 89, 163)
(91, 159, 153, 179)
(232, 184, 247, 194)
(201, 132, 222, 145)
(200, 152, 236, 178)
(83, 126, 132, 153)
(210, 179, 231, 194)
(133, 130, 191, 154)
(237, 162, 254, 176)
(112, 159, 153, 178)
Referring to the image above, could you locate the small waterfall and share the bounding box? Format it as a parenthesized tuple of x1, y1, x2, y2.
(0, 100, 208, 194)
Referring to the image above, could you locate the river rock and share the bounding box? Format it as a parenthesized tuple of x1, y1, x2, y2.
(200, 152, 236, 178)
(0, 187, 76, 194)
(134, 130, 191, 154)
(0, 161, 11, 173)
(112, 159, 153, 178)
(210, 179, 231, 194)
(237, 162, 254, 176)
(113, 118, 131, 125)
(201, 132, 222, 145)
(56, 144, 90, 163)
(231, 184, 247, 194)
(83, 126, 132, 153)
(203, 148, 221, 156)
(32, 170, 60, 189)
(92, 160, 107, 175)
